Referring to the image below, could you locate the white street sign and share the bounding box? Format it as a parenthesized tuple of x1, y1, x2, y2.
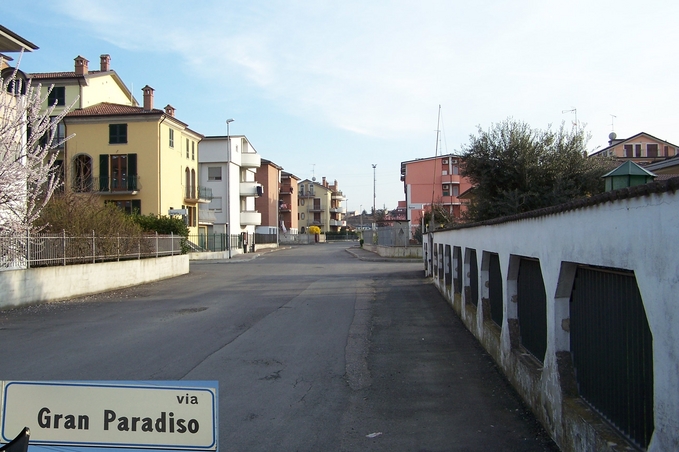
(0, 381, 217, 450)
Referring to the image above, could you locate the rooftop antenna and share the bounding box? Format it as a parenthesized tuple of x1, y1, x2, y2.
(609, 114, 618, 142)
(311, 163, 316, 182)
(562, 107, 577, 131)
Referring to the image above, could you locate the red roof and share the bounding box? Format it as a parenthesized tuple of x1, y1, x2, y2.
(28, 70, 105, 80)
(66, 102, 164, 118)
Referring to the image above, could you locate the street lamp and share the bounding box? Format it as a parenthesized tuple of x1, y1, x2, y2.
(372, 164, 377, 230)
(226, 118, 234, 258)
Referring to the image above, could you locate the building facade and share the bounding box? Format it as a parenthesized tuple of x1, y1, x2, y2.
(590, 132, 679, 164)
(297, 177, 346, 233)
(255, 159, 283, 236)
(199, 135, 262, 252)
(62, 86, 206, 234)
(400, 154, 473, 236)
(279, 171, 299, 234)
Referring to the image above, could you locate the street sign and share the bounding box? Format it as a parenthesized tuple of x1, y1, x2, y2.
(168, 209, 188, 216)
(0, 381, 217, 450)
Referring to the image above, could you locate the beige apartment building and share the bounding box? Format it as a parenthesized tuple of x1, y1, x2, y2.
(297, 177, 346, 233)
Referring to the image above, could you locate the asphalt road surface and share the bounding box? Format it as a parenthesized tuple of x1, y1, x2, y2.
(0, 242, 558, 451)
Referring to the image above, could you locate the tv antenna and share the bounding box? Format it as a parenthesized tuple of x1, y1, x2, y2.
(562, 108, 577, 131)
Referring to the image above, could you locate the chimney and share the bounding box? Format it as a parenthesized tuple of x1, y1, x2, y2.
(74, 56, 89, 75)
(142, 85, 154, 110)
(164, 104, 175, 117)
(322, 176, 327, 187)
(100, 54, 111, 72)
(0, 53, 11, 71)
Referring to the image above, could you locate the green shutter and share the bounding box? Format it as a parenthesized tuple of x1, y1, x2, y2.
(128, 153, 137, 190)
(99, 154, 109, 191)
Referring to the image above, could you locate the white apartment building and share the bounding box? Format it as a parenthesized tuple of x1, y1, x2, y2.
(199, 135, 262, 254)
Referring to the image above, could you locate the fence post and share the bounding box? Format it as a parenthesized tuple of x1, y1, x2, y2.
(156, 231, 159, 258)
(63, 230, 66, 266)
(171, 232, 174, 255)
(26, 229, 30, 269)
(138, 236, 141, 260)
(117, 233, 120, 262)
(92, 230, 96, 263)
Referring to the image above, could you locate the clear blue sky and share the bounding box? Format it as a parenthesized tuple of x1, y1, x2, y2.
(5, 1, 678, 212)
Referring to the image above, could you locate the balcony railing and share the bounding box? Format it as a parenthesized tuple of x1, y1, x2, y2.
(240, 152, 261, 168)
(73, 176, 141, 194)
(240, 211, 261, 225)
(185, 185, 213, 203)
(240, 182, 263, 197)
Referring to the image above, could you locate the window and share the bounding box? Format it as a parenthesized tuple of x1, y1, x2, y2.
(108, 200, 141, 215)
(55, 121, 66, 149)
(301, 213, 305, 220)
(207, 167, 222, 181)
(98, 153, 137, 191)
(186, 139, 189, 158)
(452, 165, 459, 175)
(443, 184, 450, 197)
(664, 145, 669, 157)
(192, 142, 195, 160)
(647, 144, 658, 158)
(209, 197, 222, 212)
(169, 129, 174, 147)
(48, 86, 65, 106)
(635, 144, 642, 157)
(109, 124, 127, 144)
(73, 154, 93, 192)
(452, 185, 459, 197)
(624, 144, 633, 158)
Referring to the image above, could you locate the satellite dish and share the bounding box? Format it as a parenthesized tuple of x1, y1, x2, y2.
(312, 177, 316, 181)
(609, 132, 617, 140)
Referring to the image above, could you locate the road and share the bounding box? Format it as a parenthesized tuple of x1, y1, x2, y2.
(0, 242, 558, 451)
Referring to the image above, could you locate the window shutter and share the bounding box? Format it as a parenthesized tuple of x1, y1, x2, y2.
(99, 154, 109, 191)
(128, 153, 137, 190)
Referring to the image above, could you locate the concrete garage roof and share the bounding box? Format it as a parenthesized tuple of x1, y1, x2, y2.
(0, 25, 38, 52)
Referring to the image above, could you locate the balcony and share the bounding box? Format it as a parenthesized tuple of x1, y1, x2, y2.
(199, 209, 217, 224)
(298, 191, 315, 198)
(330, 220, 346, 227)
(330, 207, 346, 213)
(185, 185, 213, 203)
(241, 152, 261, 168)
(240, 181, 263, 197)
(332, 191, 346, 201)
(308, 206, 324, 212)
(240, 211, 261, 225)
(75, 175, 141, 194)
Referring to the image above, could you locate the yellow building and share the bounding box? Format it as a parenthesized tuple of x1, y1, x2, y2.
(28, 54, 138, 188)
(62, 86, 206, 234)
(297, 177, 346, 233)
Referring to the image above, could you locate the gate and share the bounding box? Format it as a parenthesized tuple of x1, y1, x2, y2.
(488, 253, 503, 327)
(570, 266, 654, 449)
(516, 258, 547, 362)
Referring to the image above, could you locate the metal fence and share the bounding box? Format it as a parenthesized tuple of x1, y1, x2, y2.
(361, 224, 410, 247)
(187, 234, 240, 252)
(516, 258, 548, 363)
(0, 232, 183, 271)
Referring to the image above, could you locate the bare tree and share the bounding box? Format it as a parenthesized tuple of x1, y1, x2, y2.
(0, 61, 75, 234)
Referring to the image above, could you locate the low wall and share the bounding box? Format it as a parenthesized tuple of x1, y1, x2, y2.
(0, 255, 189, 309)
(428, 180, 679, 452)
(363, 244, 422, 258)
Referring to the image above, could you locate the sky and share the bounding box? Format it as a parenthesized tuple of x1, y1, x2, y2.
(4, 0, 679, 213)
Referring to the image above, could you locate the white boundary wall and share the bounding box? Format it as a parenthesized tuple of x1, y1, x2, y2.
(430, 185, 679, 452)
(0, 255, 189, 309)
